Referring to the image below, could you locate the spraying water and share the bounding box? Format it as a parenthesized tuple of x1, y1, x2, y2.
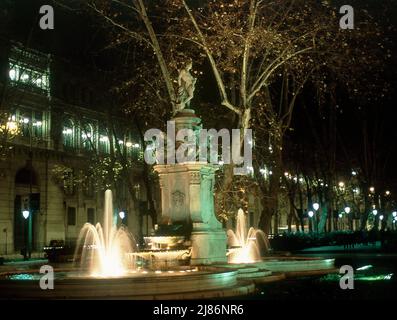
(227, 209, 270, 264)
(74, 190, 135, 277)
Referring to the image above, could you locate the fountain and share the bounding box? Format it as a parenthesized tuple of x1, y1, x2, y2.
(74, 190, 135, 277)
(227, 209, 270, 264)
(0, 67, 336, 299)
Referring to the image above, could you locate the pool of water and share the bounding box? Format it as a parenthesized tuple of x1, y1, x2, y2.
(246, 253, 397, 300)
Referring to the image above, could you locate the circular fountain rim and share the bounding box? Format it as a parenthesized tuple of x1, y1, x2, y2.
(0, 266, 255, 300)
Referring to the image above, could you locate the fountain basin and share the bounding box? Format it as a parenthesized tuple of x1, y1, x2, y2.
(0, 266, 254, 300)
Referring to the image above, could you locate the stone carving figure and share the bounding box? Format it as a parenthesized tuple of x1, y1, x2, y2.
(175, 60, 197, 114)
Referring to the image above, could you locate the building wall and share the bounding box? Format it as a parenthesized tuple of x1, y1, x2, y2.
(0, 148, 147, 255)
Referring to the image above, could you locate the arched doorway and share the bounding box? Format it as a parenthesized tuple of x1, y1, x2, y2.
(14, 166, 40, 253)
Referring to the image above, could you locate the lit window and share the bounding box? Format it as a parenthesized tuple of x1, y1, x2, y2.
(8, 45, 50, 95)
(99, 129, 110, 154)
(63, 119, 74, 149)
(81, 123, 94, 151)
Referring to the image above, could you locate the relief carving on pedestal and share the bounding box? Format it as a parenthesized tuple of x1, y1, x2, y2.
(172, 190, 185, 209)
(190, 172, 201, 184)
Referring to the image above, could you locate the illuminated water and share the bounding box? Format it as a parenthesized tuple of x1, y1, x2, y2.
(247, 253, 397, 300)
(74, 190, 135, 277)
(227, 209, 270, 263)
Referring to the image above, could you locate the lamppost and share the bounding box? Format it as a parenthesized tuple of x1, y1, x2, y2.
(313, 203, 319, 233)
(338, 213, 343, 230)
(393, 212, 397, 230)
(379, 215, 384, 231)
(372, 209, 378, 230)
(344, 206, 351, 230)
(308, 210, 314, 233)
(22, 210, 31, 260)
(2, 228, 7, 255)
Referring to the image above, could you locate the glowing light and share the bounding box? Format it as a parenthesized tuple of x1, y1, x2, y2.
(9, 69, 16, 80)
(359, 273, 393, 281)
(372, 209, 378, 216)
(5, 121, 18, 134)
(344, 207, 351, 214)
(81, 133, 91, 139)
(63, 128, 73, 135)
(385, 190, 391, 196)
(308, 211, 314, 218)
(393, 212, 397, 218)
(99, 136, 109, 142)
(22, 210, 29, 219)
(357, 265, 373, 271)
(313, 203, 320, 211)
(380, 215, 384, 221)
(23, 118, 29, 124)
(227, 209, 269, 264)
(125, 142, 133, 147)
(352, 171, 357, 176)
(338, 213, 343, 218)
(369, 187, 375, 193)
(74, 190, 134, 278)
(338, 181, 345, 188)
(119, 211, 125, 220)
(133, 143, 140, 148)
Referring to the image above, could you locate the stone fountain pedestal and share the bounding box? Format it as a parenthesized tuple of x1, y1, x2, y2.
(154, 109, 227, 265)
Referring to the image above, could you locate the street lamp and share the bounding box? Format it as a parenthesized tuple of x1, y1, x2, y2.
(22, 210, 30, 219)
(22, 209, 32, 260)
(308, 210, 314, 233)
